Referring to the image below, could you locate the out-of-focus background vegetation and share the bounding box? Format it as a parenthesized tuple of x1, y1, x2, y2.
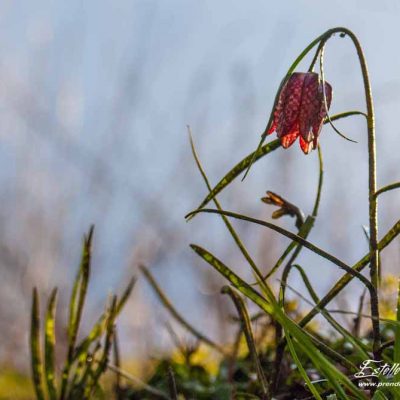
(1, 0, 400, 396)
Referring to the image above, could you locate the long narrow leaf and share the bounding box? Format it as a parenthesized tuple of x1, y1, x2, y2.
(68, 226, 94, 354)
(30, 288, 46, 400)
(60, 226, 94, 400)
(44, 287, 58, 400)
(85, 296, 117, 399)
(221, 286, 270, 399)
(286, 333, 322, 400)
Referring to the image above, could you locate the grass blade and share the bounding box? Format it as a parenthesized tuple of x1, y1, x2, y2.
(285, 333, 322, 400)
(60, 226, 93, 400)
(113, 327, 122, 397)
(221, 286, 270, 399)
(44, 287, 58, 400)
(85, 296, 117, 399)
(68, 226, 93, 355)
(30, 288, 46, 400)
(116, 276, 136, 314)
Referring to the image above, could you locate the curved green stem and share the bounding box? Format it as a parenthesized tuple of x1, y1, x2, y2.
(374, 182, 400, 198)
(335, 27, 380, 360)
(309, 26, 380, 359)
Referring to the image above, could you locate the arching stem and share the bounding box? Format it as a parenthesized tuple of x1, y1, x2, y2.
(316, 27, 380, 360)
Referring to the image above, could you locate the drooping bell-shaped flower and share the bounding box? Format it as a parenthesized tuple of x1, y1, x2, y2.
(267, 72, 332, 154)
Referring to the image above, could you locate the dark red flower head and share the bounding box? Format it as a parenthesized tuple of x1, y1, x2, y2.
(267, 72, 332, 154)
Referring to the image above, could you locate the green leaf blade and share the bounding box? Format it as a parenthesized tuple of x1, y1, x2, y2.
(44, 288, 58, 400)
(30, 288, 46, 400)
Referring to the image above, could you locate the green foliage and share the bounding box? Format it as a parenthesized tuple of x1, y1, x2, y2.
(29, 227, 135, 400)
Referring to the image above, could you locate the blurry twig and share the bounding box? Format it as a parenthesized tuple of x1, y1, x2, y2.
(353, 289, 367, 338)
(227, 326, 242, 390)
(113, 327, 122, 398)
(108, 363, 170, 400)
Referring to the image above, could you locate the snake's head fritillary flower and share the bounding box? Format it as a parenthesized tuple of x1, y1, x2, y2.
(267, 72, 332, 154)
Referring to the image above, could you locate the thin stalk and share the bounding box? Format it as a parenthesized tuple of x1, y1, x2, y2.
(374, 182, 400, 198)
(113, 328, 122, 399)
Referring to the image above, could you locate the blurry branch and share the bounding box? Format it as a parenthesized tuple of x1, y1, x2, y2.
(107, 364, 170, 400)
(353, 289, 367, 338)
(113, 327, 122, 398)
(139, 265, 226, 355)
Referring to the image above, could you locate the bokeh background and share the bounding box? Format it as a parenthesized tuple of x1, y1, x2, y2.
(1, 0, 400, 375)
